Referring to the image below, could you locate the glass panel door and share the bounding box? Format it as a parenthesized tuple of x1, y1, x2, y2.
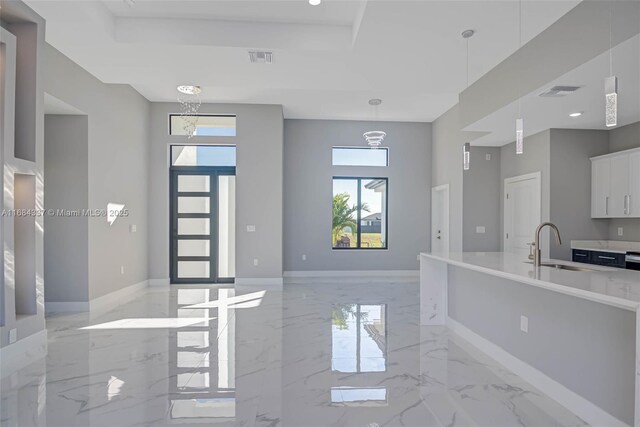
(170, 168, 235, 284)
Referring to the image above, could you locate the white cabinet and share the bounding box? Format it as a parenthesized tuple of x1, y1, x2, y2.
(591, 148, 640, 218)
(591, 157, 611, 217)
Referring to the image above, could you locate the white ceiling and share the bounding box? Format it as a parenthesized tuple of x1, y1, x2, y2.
(27, 0, 580, 122)
(466, 33, 640, 146)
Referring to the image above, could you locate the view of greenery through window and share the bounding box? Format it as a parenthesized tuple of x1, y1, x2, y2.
(332, 178, 387, 249)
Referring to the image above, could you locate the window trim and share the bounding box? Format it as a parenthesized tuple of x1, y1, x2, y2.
(332, 146, 389, 167)
(332, 176, 388, 250)
(168, 114, 237, 137)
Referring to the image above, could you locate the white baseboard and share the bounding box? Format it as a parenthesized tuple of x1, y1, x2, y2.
(46, 280, 149, 315)
(89, 280, 148, 313)
(0, 329, 47, 378)
(447, 317, 627, 427)
(149, 278, 170, 287)
(283, 270, 419, 278)
(235, 277, 284, 286)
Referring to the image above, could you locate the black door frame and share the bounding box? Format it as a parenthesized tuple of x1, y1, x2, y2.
(170, 166, 236, 284)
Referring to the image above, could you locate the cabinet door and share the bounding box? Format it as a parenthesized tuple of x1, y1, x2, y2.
(591, 158, 611, 218)
(609, 154, 629, 217)
(629, 151, 640, 217)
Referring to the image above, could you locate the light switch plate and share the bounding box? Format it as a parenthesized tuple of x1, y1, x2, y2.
(520, 315, 529, 333)
(486, 154, 491, 161)
(247, 225, 256, 232)
(476, 226, 486, 234)
(253, 258, 259, 266)
(618, 227, 624, 236)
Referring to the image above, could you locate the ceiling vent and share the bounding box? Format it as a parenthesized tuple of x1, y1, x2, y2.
(248, 51, 273, 64)
(538, 85, 582, 97)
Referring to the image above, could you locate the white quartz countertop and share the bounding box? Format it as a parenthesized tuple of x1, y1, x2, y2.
(570, 240, 640, 254)
(420, 252, 640, 311)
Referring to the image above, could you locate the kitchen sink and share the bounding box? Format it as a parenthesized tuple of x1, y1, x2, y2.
(524, 262, 595, 272)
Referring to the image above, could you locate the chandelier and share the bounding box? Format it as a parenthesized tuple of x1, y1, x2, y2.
(363, 99, 386, 149)
(177, 85, 202, 138)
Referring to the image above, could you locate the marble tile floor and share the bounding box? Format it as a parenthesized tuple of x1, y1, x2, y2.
(1, 281, 587, 427)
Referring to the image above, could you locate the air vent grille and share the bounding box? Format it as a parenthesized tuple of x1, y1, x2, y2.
(248, 51, 273, 64)
(538, 85, 582, 97)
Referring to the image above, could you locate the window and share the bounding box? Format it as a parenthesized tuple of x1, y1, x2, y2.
(170, 114, 236, 137)
(171, 145, 236, 167)
(332, 147, 388, 167)
(332, 177, 387, 249)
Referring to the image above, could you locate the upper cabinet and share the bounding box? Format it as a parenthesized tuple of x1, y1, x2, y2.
(591, 148, 640, 218)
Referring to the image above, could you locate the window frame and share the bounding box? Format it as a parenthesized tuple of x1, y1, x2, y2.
(168, 114, 237, 137)
(331, 146, 389, 167)
(332, 176, 389, 250)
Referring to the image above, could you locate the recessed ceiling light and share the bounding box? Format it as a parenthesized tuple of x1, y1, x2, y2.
(177, 85, 201, 95)
(309, 0, 321, 5)
(569, 111, 583, 117)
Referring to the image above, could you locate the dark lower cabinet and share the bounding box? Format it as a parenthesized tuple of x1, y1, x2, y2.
(571, 249, 626, 269)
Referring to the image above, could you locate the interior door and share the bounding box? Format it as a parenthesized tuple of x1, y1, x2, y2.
(170, 168, 235, 284)
(504, 173, 541, 256)
(431, 185, 449, 253)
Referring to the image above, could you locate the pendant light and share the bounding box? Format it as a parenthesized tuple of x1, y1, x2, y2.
(605, 5, 618, 127)
(461, 29, 474, 170)
(363, 99, 386, 149)
(515, 0, 524, 154)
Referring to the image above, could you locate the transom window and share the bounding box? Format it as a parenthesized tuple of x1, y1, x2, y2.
(332, 177, 388, 249)
(170, 114, 236, 137)
(332, 147, 388, 167)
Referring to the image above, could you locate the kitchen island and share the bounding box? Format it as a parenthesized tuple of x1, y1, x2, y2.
(420, 251, 640, 427)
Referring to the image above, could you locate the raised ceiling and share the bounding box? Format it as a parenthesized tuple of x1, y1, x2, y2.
(466, 33, 640, 146)
(27, 0, 580, 122)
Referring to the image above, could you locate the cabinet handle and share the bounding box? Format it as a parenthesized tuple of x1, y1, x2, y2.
(605, 196, 609, 215)
(624, 195, 629, 215)
(575, 253, 587, 257)
(598, 255, 616, 260)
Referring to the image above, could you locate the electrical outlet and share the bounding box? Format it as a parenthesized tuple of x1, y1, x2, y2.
(253, 258, 259, 266)
(520, 315, 529, 333)
(485, 154, 491, 161)
(618, 227, 624, 236)
(130, 224, 137, 233)
(302, 254, 307, 261)
(8, 328, 17, 344)
(120, 266, 125, 275)
(476, 226, 486, 234)
(246, 225, 256, 232)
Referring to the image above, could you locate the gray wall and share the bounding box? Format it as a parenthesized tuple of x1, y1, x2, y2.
(148, 103, 284, 281)
(500, 130, 552, 253)
(549, 129, 610, 259)
(607, 121, 640, 241)
(44, 44, 150, 300)
(283, 119, 431, 272)
(44, 115, 89, 302)
(463, 147, 501, 252)
(448, 266, 636, 425)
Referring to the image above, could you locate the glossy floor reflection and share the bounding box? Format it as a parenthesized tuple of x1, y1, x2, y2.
(1, 281, 586, 427)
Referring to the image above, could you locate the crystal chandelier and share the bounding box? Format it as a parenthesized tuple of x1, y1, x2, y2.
(363, 99, 386, 149)
(177, 85, 202, 138)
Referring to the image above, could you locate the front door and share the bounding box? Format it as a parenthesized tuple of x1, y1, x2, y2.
(170, 167, 236, 284)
